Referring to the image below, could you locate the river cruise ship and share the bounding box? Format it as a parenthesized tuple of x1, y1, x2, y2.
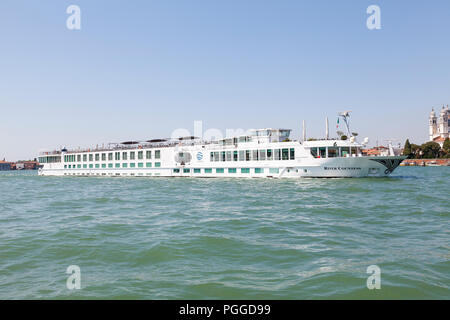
(38, 116, 406, 178)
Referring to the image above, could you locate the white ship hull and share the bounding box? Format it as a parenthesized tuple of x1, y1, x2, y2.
(38, 134, 406, 179)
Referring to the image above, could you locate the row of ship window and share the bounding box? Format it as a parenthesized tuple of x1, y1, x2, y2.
(64, 150, 161, 163)
(310, 147, 359, 158)
(173, 168, 280, 174)
(65, 162, 161, 169)
(210, 148, 295, 162)
(65, 172, 161, 176)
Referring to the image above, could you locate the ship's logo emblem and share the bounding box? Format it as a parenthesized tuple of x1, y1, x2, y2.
(197, 152, 203, 161)
(369, 158, 403, 174)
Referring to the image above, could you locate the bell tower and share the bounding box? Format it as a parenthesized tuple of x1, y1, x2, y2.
(429, 108, 437, 141)
(438, 105, 449, 138)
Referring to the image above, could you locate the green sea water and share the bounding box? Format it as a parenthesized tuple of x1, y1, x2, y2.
(0, 167, 448, 299)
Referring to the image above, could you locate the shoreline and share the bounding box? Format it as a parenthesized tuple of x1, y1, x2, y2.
(400, 158, 450, 166)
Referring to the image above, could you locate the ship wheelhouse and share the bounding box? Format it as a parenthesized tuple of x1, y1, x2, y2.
(303, 140, 363, 159)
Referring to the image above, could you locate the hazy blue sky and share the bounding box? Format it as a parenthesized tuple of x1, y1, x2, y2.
(1, 0, 449, 160)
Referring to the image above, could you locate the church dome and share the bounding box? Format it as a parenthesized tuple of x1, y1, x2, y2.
(430, 108, 436, 117)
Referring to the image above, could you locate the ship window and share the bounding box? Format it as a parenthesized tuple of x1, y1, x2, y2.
(210, 152, 214, 162)
(89, 164, 93, 168)
(239, 150, 245, 161)
(77, 155, 81, 162)
(255, 168, 264, 173)
(310, 148, 318, 158)
(252, 150, 259, 161)
(259, 150, 266, 161)
(95, 164, 99, 168)
(122, 152, 128, 160)
(233, 151, 238, 161)
(269, 168, 279, 174)
(226, 151, 232, 161)
(319, 147, 326, 158)
(214, 152, 219, 161)
(108, 163, 113, 168)
(245, 150, 251, 161)
(83, 164, 87, 168)
(95, 154, 100, 161)
(115, 152, 120, 161)
(282, 149, 289, 160)
(89, 154, 93, 161)
(341, 147, 349, 157)
(216, 168, 224, 173)
(83, 154, 87, 162)
(155, 162, 161, 167)
(138, 151, 143, 160)
(328, 147, 338, 158)
(146, 151, 152, 159)
(102, 153, 106, 161)
(108, 153, 113, 161)
(146, 162, 152, 167)
(183, 168, 190, 173)
(138, 163, 143, 168)
(290, 148, 295, 160)
(205, 168, 212, 173)
(130, 163, 135, 168)
(241, 168, 250, 173)
(274, 149, 281, 160)
(228, 168, 237, 173)
(155, 150, 160, 159)
(173, 169, 180, 173)
(194, 168, 201, 173)
(64, 165, 67, 169)
(221, 151, 226, 161)
(130, 152, 135, 160)
(101, 164, 106, 168)
(267, 149, 273, 160)
(122, 163, 127, 168)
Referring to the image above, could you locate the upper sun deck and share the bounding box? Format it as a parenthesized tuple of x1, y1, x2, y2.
(216, 129, 293, 146)
(302, 138, 365, 148)
(40, 129, 295, 155)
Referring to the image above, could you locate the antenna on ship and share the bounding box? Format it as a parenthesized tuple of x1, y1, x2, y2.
(302, 120, 306, 142)
(338, 111, 352, 137)
(325, 117, 329, 140)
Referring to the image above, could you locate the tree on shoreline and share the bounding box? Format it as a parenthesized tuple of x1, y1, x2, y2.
(402, 139, 448, 159)
(403, 139, 412, 157)
(444, 138, 450, 153)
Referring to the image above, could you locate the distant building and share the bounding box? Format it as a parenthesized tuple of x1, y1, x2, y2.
(0, 161, 12, 171)
(16, 160, 39, 170)
(0, 160, 39, 171)
(429, 105, 449, 147)
(361, 146, 389, 156)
